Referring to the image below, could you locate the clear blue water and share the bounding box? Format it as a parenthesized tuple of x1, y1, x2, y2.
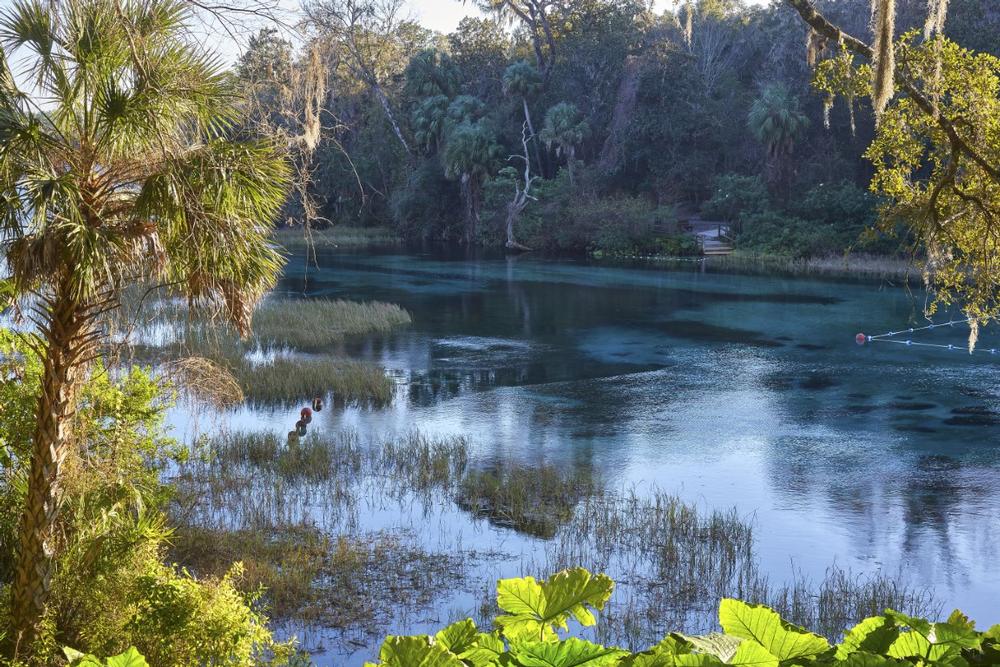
(176, 247, 1000, 659)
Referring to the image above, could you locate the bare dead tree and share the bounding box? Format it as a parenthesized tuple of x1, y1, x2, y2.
(304, 0, 414, 155)
(505, 122, 539, 251)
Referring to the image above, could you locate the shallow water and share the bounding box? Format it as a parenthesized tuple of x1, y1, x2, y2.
(174, 247, 1000, 661)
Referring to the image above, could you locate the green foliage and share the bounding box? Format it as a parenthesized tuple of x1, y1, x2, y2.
(0, 330, 282, 665)
(366, 568, 1000, 667)
(701, 175, 771, 224)
(64, 646, 148, 667)
(747, 84, 810, 161)
(503, 61, 543, 101)
(0, 0, 291, 335)
(863, 33, 1000, 329)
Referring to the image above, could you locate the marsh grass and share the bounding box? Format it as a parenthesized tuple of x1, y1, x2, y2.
(233, 356, 394, 406)
(251, 299, 411, 351)
(170, 522, 467, 637)
(273, 227, 403, 251)
(704, 252, 917, 281)
(456, 464, 598, 538)
(171, 428, 938, 656)
(124, 296, 408, 406)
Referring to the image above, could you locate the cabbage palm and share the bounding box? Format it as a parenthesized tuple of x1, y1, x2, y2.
(747, 83, 809, 188)
(503, 61, 542, 165)
(539, 102, 590, 185)
(444, 122, 499, 245)
(0, 0, 289, 648)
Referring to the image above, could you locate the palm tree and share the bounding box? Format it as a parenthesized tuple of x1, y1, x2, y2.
(539, 102, 590, 186)
(503, 61, 543, 171)
(747, 83, 810, 189)
(0, 0, 289, 649)
(444, 123, 499, 245)
(412, 95, 450, 154)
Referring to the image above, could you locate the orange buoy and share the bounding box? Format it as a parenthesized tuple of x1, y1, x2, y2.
(855, 333, 867, 345)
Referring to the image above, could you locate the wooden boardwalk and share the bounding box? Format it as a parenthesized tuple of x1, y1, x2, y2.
(686, 218, 734, 256)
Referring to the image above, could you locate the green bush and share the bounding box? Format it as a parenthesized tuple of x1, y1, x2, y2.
(701, 174, 772, 223)
(363, 567, 1000, 667)
(487, 172, 685, 255)
(0, 330, 286, 666)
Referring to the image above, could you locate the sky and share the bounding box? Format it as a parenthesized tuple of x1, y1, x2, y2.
(404, 0, 674, 33)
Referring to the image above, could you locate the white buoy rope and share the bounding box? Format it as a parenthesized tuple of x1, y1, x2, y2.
(855, 317, 998, 355)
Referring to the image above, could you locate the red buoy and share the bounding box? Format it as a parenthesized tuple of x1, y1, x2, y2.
(855, 333, 867, 345)
(300, 407, 312, 418)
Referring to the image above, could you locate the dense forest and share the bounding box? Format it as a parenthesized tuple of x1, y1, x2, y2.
(236, 0, 1000, 258)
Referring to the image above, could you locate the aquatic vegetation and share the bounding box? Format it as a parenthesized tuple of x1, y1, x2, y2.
(274, 227, 403, 251)
(233, 355, 395, 406)
(457, 464, 598, 538)
(366, 568, 994, 667)
(171, 521, 470, 645)
(168, 427, 940, 658)
(251, 299, 412, 350)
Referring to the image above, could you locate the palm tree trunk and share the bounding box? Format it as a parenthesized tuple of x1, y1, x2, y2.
(11, 283, 96, 649)
(461, 174, 477, 246)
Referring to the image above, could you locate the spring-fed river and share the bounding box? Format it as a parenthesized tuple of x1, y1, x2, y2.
(181, 247, 1000, 658)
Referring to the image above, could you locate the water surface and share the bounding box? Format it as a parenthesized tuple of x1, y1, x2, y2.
(183, 248, 1000, 659)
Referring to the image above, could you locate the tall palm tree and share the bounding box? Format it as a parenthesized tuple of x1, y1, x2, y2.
(0, 0, 289, 649)
(747, 83, 809, 190)
(444, 122, 499, 245)
(539, 102, 590, 186)
(503, 61, 542, 173)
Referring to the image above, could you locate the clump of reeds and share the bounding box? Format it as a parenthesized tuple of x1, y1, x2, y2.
(705, 252, 917, 281)
(274, 226, 403, 251)
(251, 299, 411, 351)
(456, 463, 598, 538)
(234, 356, 394, 406)
(170, 521, 465, 637)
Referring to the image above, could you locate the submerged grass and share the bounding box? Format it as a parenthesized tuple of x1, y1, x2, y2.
(172, 428, 938, 656)
(170, 522, 467, 636)
(251, 299, 411, 351)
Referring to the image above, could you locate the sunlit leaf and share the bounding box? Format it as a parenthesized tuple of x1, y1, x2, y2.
(718, 599, 830, 661)
(509, 637, 628, 667)
(836, 617, 899, 659)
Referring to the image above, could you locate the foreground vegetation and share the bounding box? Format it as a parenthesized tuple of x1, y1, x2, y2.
(66, 567, 1000, 667)
(363, 568, 1000, 666)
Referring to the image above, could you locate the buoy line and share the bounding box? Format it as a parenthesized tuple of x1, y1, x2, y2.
(854, 317, 998, 355)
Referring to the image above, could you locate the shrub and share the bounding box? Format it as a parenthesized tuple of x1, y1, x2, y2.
(490, 173, 683, 255)
(0, 330, 284, 666)
(701, 173, 772, 223)
(363, 567, 1000, 667)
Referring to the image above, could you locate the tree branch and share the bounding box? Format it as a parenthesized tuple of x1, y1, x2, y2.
(784, 0, 1000, 183)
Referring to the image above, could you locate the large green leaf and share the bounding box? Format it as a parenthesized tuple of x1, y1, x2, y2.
(836, 617, 899, 659)
(496, 569, 614, 640)
(68, 647, 149, 667)
(365, 636, 466, 667)
(104, 648, 149, 667)
(727, 640, 779, 667)
(509, 637, 628, 667)
(457, 632, 506, 667)
(676, 633, 776, 667)
(833, 652, 911, 667)
(718, 599, 830, 661)
(436, 619, 481, 655)
(886, 631, 961, 664)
